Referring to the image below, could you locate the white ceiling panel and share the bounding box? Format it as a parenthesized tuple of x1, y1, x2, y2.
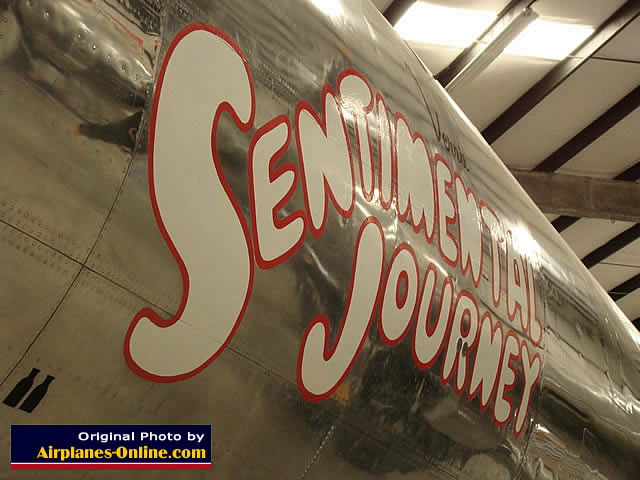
(407, 0, 509, 12)
(492, 60, 640, 169)
(596, 17, 640, 62)
(602, 237, 640, 268)
(533, 0, 627, 27)
(410, 42, 464, 76)
(590, 263, 640, 291)
(560, 218, 635, 259)
(451, 54, 558, 131)
(617, 288, 640, 321)
(371, 0, 394, 12)
(384, 0, 626, 30)
(557, 107, 640, 178)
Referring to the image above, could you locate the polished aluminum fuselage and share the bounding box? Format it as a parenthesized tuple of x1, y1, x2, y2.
(1, 0, 639, 478)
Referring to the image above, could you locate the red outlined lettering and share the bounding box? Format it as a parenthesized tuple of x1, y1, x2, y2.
(248, 115, 307, 269)
(435, 153, 458, 267)
(467, 312, 504, 412)
(128, 24, 546, 437)
(441, 290, 480, 394)
(413, 267, 454, 370)
(454, 174, 483, 288)
(297, 217, 385, 402)
(295, 83, 355, 237)
(526, 258, 543, 346)
(337, 69, 376, 203)
(480, 202, 504, 309)
(506, 230, 529, 334)
(124, 24, 256, 382)
(394, 113, 436, 243)
(493, 331, 520, 427)
(379, 243, 420, 346)
(376, 94, 394, 210)
(514, 340, 541, 437)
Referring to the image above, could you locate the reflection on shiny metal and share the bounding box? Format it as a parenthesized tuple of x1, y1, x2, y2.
(0, 0, 638, 479)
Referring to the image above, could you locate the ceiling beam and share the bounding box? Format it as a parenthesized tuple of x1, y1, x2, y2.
(582, 224, 640, 269)
(535, 86, 640, 172)
(615, 161, 640, 182)
(550, 159, 640, 232)
(383, 0, 415, 25)
(436, 0, 536, 86)
(481, 1, 640, 144)
(541, 86, 640, 233)
(552, 216, 580, 232)
(609, 273, 640, 301)
(511, 170, 640, 222)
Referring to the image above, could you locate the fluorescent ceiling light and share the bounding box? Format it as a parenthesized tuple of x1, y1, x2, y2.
(504, 20, 594, 60)
(395, 3, 593, 61)
(446, 8, 538, 92)
(395, 3, 496, 48)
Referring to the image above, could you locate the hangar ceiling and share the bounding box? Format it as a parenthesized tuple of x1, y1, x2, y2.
(374, 0, 640, 328)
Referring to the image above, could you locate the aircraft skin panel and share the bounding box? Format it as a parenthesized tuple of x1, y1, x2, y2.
(0, 0, 638, 478)
(0, 51, 135, 262)
(0, 222, 81, 381)
(86, 147, 183, 315)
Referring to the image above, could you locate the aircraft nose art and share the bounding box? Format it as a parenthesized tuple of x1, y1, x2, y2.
(1, 0, 639, 479)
